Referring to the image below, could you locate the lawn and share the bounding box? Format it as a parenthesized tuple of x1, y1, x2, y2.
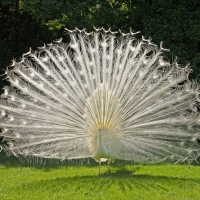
(0, 163, 200, 200)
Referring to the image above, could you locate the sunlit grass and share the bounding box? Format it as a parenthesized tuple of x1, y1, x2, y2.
(0, 163, 200, 200)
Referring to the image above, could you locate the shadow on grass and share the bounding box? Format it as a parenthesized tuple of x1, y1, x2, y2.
(18, 168, 200, 192)
(1, 152, 200, 192)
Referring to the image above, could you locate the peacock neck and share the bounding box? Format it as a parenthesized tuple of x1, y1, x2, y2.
(95, 129, 109, 159)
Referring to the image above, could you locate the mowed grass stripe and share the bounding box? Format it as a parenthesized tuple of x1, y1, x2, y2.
(0, 164, 200, 200)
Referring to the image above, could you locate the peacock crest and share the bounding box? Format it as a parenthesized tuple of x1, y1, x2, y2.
(0, 28, 200, 171)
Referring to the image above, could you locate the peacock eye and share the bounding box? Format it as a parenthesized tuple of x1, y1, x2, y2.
(130, 46, 136, 52)
(58, 56, 64, 62)
(143, 59, 148, 64)
(41, 55, 49, 62)
(21, 103, 26, 108)
(10, 95, 15, 101)
(4, 89, 8, 96)
(1, 110, 6, 117)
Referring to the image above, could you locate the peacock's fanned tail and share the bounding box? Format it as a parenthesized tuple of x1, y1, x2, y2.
(0, 28, 200, 164)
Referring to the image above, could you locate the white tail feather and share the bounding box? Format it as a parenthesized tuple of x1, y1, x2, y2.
(0, 28, 200, 165)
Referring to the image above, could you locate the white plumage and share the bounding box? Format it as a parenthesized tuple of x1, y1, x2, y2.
(0, 28, 200, 170)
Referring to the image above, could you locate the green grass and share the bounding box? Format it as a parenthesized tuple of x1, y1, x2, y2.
(0, 163, 200, 200)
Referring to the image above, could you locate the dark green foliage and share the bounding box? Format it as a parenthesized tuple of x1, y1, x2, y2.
(0, 3, 56, 91)
(1, 0, 200, 79)
(142, 0, 200, 79)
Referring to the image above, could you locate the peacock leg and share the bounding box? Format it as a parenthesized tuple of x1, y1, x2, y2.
(107, 158, 111, 173)
(98, 160, 101, 175)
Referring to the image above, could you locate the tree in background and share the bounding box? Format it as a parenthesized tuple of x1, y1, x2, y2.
(0, 0, 200, 81)
(143, 0, 200, 79)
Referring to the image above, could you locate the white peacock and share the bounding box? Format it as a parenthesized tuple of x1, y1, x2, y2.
(0, 28, 200, 173)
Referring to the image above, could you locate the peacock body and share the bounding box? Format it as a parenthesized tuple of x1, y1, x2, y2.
(0, 28, 200, 167)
